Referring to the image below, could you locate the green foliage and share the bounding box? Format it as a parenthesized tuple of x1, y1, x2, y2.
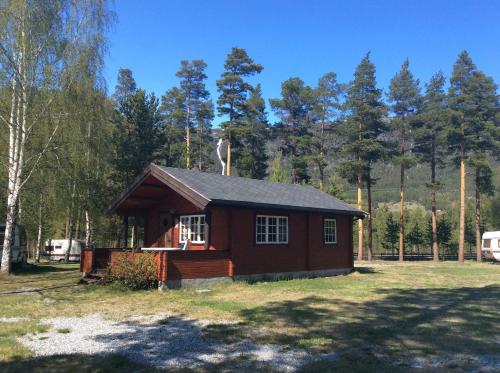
(381, 214, 399, 254)
(406, 221, 425, 254)
(237, 84, 269, 179)
(339, 52, 387, 185)
(176, 59, 213, 169)
(110, 252, 158, 290)
(413, 71, 450, 169)
(325, 176, 345, 200)
(217, 48, 265, 177)
(270, 77, 316, 183)
(269, 150, 289, 183)
(113, 88, 162, 188)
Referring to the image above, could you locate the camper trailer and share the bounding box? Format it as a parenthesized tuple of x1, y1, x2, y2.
(481, 231, 500, 261)
(0, 224, 27, 264)
(45, 239, 85, 262)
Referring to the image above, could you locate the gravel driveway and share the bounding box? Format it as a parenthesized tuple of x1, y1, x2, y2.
(19, 314, 335, 371)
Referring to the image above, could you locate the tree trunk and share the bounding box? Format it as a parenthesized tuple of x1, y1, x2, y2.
(226, 136, 231, 176)
(399, 161, 405, 262)
(186, 94, 191, 169)
(1, 69, 19, 274)
(131, 221, 137, 249)
(319, 119, 325, 191)
(357, 172, 364, 261)
(65, 208, 70, 239)
(458, 142, 465, 263)
(35, 195, 43, 263)
(475, 168, 481, 262)
(1, 35, 25, 274)
(198, 119, 204, 171)
(64, 182, 76, 263)
(431, 139, 439, 261)
(85, 210, 91, 248)
(74, 207, 81, 240)
(367, 172, 373, 261)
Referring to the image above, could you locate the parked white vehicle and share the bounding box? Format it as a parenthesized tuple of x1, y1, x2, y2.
(0, 224, 27, 264)
(481, 231, 500, 261)
(45, 239, 85, 262)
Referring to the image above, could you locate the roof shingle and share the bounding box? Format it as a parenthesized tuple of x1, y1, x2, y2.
(158, 166, 365, 217)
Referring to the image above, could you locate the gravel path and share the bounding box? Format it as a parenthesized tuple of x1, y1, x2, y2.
(18, 314, 335, 371)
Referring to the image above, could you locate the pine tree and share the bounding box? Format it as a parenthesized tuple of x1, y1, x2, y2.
(466, 71, 498, 261)
(339, 53, 387, 260)
(216, 48, 263, 176)
(270, 77, 316, 183)
(269, 150, 289, 183)
(159, 87, 188, 168)
(114, 88, 161, 187)
(382, 214, 399, 256)
(388, 59, 421, 262)
(413, 71, 450, 261)
(407, 221, 425, 256)
(313, 72, 343, 190)
(325, 176, 345, 200)
(194, 100, 215, 171)
(448, 51, 498, 262)
(176, 60, 210, 169)
(437, 214, 452, 258)
(113, 68, 137, 105)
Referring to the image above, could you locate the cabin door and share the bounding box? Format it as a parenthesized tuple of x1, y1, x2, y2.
(159, 213, 173, 248)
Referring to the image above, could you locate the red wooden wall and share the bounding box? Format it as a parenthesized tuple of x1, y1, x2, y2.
(215, 208, 354, 276)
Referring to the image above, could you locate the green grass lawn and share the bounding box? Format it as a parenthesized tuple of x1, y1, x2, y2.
(0, 261, 499, 372)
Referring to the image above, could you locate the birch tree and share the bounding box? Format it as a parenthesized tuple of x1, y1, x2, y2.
(0, 0, 111, 273)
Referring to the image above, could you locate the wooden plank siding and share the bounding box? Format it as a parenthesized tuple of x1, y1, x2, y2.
(80, 249, 93, 273)
(163, 250, 230, 280)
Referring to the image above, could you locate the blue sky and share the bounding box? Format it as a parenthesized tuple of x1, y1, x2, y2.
(105, 0, 500, 125)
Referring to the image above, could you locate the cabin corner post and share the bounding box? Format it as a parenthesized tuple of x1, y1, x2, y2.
(204, 210, 211, 250)
(123, 216, 129, 249)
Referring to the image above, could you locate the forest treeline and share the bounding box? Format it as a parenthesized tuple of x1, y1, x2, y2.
(0, 1, 498, 273)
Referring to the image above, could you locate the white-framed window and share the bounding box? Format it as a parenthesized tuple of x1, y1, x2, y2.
(256, 215, 288, 244)
(179, 214, 205, 244)
(324, 218, 337, 244)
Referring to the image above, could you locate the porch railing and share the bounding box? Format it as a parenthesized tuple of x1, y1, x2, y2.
(80, 247, 231, 282)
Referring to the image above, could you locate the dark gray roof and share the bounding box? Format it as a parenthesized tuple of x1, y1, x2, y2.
(158, 166, 365, 217)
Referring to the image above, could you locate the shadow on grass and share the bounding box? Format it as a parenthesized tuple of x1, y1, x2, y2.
(206, 285, 500, 371)
(0, 353, 157, 373)
(353, 266, 380, 274)
(12, 264, 78, 276)
(2, 284, 499, 372)
(0, 283, 80, 295)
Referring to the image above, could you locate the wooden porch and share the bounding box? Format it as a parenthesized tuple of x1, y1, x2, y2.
(80, 247, 232, 289)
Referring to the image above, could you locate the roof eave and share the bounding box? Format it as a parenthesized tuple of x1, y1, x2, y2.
(208, 199, 366, 218)
(107, 164, 211, 215)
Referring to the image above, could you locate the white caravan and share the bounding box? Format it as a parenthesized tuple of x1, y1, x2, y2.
(0, 224, 27, 264)
(481, 231, 500, 261)
(45, 239, 85, 262)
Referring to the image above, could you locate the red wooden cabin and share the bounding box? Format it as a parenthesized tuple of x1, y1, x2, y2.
(81, 164, 365, 288)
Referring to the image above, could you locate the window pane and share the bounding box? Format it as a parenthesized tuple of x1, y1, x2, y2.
(179, 215, 206, 243)
(278, 217, 288, 243)
(324, 219, 336, 243)
(268, 217, 277, 242)
(483, 239, 491, 248)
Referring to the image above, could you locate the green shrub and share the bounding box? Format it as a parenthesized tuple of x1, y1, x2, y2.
(110, 252, 158, 290)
